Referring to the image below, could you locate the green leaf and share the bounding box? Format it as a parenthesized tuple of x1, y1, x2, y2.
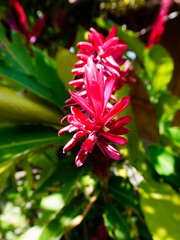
(144, 46, 174, 99)
(38, 195, 97, 240)
(32, 46, 68, 106)
(156, 91, 180, 134)
(103, 203, 131, 240)
(164, 127, 180, 147)
(28, 153, 55, 191)
(56, 48, 77, 91)
(0, 28, 68, 107)
(147, 145, 180, 187)
(0, 28, 34, 74)
(0, 62, 60, 107)
(115, 85, 154, 180)
(17, 226, 43, 240)
(133, 61, 152, 96)
(138, 180, 180, 240)
(0, 125, 68, 164)
(36, 156, 85, 212)
(32, 159, 97, 237)
(148, 145, 174, 176)
(0, 160, 15, 190)
(34, 156, 97, 204)
(0, 44, 22, 71)
(109, 185, 138, 208)
(73, 26, 87, 53)
(0, 86, 60, 126)
(108, 176, 138, 208)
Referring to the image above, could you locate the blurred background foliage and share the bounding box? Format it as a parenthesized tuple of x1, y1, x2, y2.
(0, 0, 180, 240)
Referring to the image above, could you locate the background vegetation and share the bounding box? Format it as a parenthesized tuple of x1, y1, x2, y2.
(0, 0, 180, 240)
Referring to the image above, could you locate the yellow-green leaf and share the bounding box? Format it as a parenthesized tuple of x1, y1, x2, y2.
(56, 48, 77, 91)
(139, 180, 180, 240)
(0, 86, 61, 127)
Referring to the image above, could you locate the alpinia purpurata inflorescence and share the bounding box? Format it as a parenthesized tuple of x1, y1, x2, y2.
(147, 0, 172, 49)
(64, 26, 135, 110)
(7, 0, 46, 44)
(59, 26, 134, 167)
(70, 26, 135, 92)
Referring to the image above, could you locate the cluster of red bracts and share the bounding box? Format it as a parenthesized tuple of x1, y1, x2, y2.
(6, 0, 45, 44)
(59, 26, 134, 167)
(147, 0, 172, 49)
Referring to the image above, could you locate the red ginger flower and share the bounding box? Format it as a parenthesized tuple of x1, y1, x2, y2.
(70, 25, 128, 90)
(59, 58, 131, 167)
(65, 26, 135, 111)
(147, 0, 172, 49)
(7, 0, 46, 44)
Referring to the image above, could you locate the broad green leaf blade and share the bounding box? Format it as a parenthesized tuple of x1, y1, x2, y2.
(32, 46, 68, 106)
(164, 127, 180, 147)
(139, 180, 180, 240)
(0, 63, 60, 107)
(148, 145, 175, 176)
(156, 91, 180, 134)
(0, 86, 60, 126)
(0, 160, 15, 190)
(36, 156, 85, 213)
(0, 28, 33, 74)
(0, 125, 68, 164)
(56, 48, 77, 91)
(28, 148, 59, 189)
(0, 44, 22, 71)
(147, 145, 180, 187)
(73, 26, 87, 53)
(17, 226, 43, 240)
(103, 203, 131, 240)
(38, 195, 97, 240)
(144, 46, 174, 98)
(32, 159, 97, 239)
(34, 156, 96, 208)
(0, 74, 23, 91)
(0, 28, 68, 107)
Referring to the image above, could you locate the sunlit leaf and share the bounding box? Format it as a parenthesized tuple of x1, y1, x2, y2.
(17, 226, 43, 240)
(156, 91, 180, 134)
(36, 157, 85, 213)
(56, 48, 77, 91)
(0, 62, 60, 106)
(144, 46, 174, 99)
(164, 127, 180, 147)
(0, 160, 15, 190)
(73, 26, 87, 53)
(139, 180, 180, 240)
(147, 145, 180, 187)
(38, 194, 97, 240)
(0, 86, 60, 126)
